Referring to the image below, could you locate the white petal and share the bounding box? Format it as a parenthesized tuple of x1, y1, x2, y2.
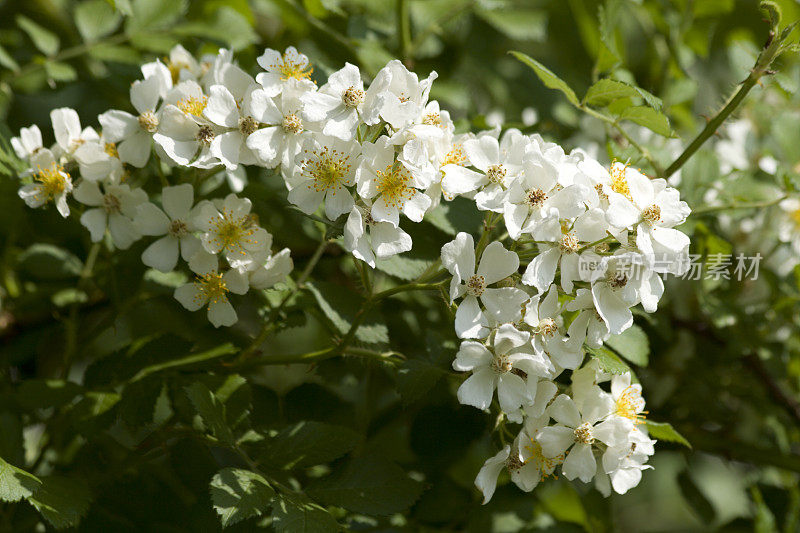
(457, 368, 496, 410)
(162, 183, 194, 220)
(548, 394, 581, 428)
(142, 236, 180, 272)
(455, 296, 489, 339)
(475, 446, 510, 504)
(453, 341, 492, 371)
(476, 241, 518, 284)
(174, 282, 206, 311)
(134, 202, 170, 235)
(536, 425, 575, 457)
(562, 442, 596, 482)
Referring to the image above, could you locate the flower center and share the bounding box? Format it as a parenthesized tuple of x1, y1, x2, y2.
(34, 163, 70, 201)
(196, 125, 214, 145)
(505, 452, 525, 473)
(273, 53, 313, 81)
(573, 422, 594, 444)
(524, 439, 562, 479)
(210, 208, 259, 254)
(103, 192, 121, 214)
(194, 271, 228, 305)
(595, 183, 608, 201)
(641, 204, 661, 226)
(282, 113, 303, 134)
(302, 147, 352, 192)
(167, 60, 190, 84)
(609, 164, 631, 200)
(422, 112, 441, 126)
(486, 164, 506, 184)
(466, 274, 486, 297)
(238, 115, 258, 136)
(537, 317, 558, 337)
(177, 95, 208, 116)
(607, 270, 628, 289)
(559, 231, 579, 254)
(525, 188, 547, 208)
(138, 111, 159, 133)
(104, 142, 118, 158)
(342, 86, 365, 108)
(168, 219, 188, 238)
(375, 164, 414, 209)
(491, 354, 513, 374)
(441, 144, 467, 167)
(615, 385, 647, 424)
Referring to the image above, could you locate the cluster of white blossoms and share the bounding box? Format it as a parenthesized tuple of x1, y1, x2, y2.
(12, 44, 693, 499)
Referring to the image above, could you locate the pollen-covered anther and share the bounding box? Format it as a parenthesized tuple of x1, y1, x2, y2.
(34, 164, 69, 201)
(238, 115, 259, 136)
(211, 207, 259, 254)
(103, 192, 121, 214)
(196, 125, 214, 145)
(641, 204, 662, 225)
(422, 112, 442, 126)
(505, 452, 526, 473)
(441, 144, 467, 167)
(374, 164, 414, 209)
(168, 219, 189, 238)
(559, 231, 580, 253)
(616, 386, 647, 424)
(195, 271, 228, 305)
(573, 422, 594, 444)
(486, 164, 506, 184)
(104, 142, 119, 158)
(302, 147, 352, 192)
(272, 53, 313, 81)
(466, 274, 486, 297)
(609, 163, 631, 199)
(491, 354, 513, 374)
(537, 317, 558, 337)
(282, 113, 303, 134)
(595, 183, 608, 201)
(525, 187, 547, 208)
(177, 95, 208, 116)
(608, 271, 628, 289)
(138, 111, 159, 133)
(342, 86, 365, 108)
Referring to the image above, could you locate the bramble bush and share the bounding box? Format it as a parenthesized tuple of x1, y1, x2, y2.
(1, 0, 800, 531)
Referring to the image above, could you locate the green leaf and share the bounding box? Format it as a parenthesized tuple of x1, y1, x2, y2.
(261, 421, 358, 470)
(395, 359, 445, 405)
(760, 0, 782, 28)
(185, 382, 234, 444)
(677, 470, 715, 524)
(477, 9, 547, 41)
(173, 7, 257, 51)
(28, 476, 92, 529)
(374, 255, 432, 281)
(0, 45, 19, 72)
(17, 379, 84, 411)
(605, 324, 649, 366)
(618, 106, 672, 137)
(209, 468, 274, 528)
(584, 79, 663, 111)
(646, 420, 691, 448)
(305, 282, 388, 345)
(16, 15, 60, 56)
(586, 346, 630, 374)
(271, 493, 340, 533)
(112, 0, 134, 16)
(509, 51, 579, 106)
(308, 455, 423, 515)
(17, 244, 83, 281)
(0, 457, 41, 503)
(126, 0, 187, 32)
(44, 61, 78, 82)
(75, 0, 122, 42)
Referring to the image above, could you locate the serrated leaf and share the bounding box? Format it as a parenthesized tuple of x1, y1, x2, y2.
(308, 455, 423, 515)
(510, 51, 579, 106)
(28, 476, 92, 529)
(75, 0, 122, 42)
(0, 457, 41, 503)
(374, 255, 432, 281)
(185, 382, 234, 444)
(395, 359, 444, 405)
(209, 468, 273, 528)
(305, 281, 388, 345)
(16, 15, 60, 56)
(18, 243, 82, 281)
(584, 79, 663, 111)
(646, 420, 691, 448)
(619, 106, 672, 136)
(261, 421, 358, 470)
(586, 346, 630, 374)
(605, 324, 649, 366)
(477, 9, 547, 41)
(271, 493, 339, 533)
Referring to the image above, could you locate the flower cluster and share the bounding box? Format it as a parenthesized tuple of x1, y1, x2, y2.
(11, 43, 693, 500)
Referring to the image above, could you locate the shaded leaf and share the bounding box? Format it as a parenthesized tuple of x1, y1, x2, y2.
(619, 106, 672, 136)
(605, 324, 649, 366)
(185, 382, 234, 444)
(271, 493, 339, 533)
(510, 51, 579, 106)
(0, 457, 41, 503)
(28, 476, 92, 529)
(586, 346, 630, 374)
(261, 421, 358, 470)
(209, 468, 273, 528)
(646, 420, 691, 448)
(75, 0, 122, 42)
(16, 15, 60, 56)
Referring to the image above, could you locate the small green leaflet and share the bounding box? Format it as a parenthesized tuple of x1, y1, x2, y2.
(509, 51, 580, 106)
(646, 421, 691, 448)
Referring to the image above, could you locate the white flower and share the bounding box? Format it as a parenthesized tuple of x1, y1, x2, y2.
(255, 47, 315, 97)
(537, 389, 633, 483)
(248, 248, 293, 290)
(300, 62, 387, 140)
(565, 288, 610, 348)
(11, 125, 43, 161)
(73, 138, 124, 182)
(51, 107, 99, 157)
(609, 372, 646, 424)
(287, 134, 359, 220)
(134, 184, 203, 272)
(453, 324, 551, 412)
(601, 427, 655, 494)
(74, 181, 147, 248)
(441, 233, 527, 339)
(246, 79, 313, 169)
(521, 208, 608, 293)
(153, 80, 219, 168)
(98, 75, 163, 168)
(17, 149, 73, 218)
(604, 163, 691, 274)
(778, 197, 800, 254)
(194, 193, 271, 272)
(203, 83, 263, 170)
(174, 251, 249, 328)
(524, 285, 583, 370)
(344, 202, 412, 268)
(375, 60, 437, 129)
(355, 137, 431, 226)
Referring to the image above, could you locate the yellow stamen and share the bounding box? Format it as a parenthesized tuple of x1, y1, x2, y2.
(271, 52, 313, 82)
(194, 271, 228, 305)
(375, 163, 414, 209)
(301, 147, 352, 193)
(33, 163, 69, 202)
(177, 95, 208, 116)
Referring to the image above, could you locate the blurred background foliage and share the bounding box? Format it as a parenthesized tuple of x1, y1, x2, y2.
(0, 0, 800, 531)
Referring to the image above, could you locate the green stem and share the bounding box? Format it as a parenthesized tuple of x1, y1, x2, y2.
(62, 242, 101, 377)
(664, 30, 786, 177)
(577, 234, 614, 253)
(691, 196, 785, 215)
(397, 0, 412, 62)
